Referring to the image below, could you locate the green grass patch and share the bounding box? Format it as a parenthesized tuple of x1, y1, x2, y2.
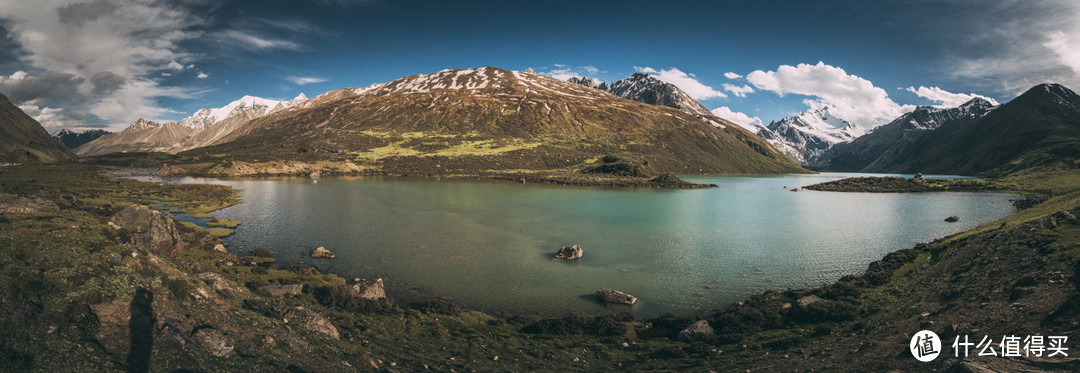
(206, 218, 241, 228)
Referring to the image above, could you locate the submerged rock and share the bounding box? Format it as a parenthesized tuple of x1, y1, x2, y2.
(284, 306, 339, 339)
(111, 204, 184, 258)
(311, 246, 336, 258)
(597, 288, 638, 306)
(350, 278, 386, 300)
(677, 320, 715, 342)
(554, 245, 583, 260)
(945, 215, 961, 222)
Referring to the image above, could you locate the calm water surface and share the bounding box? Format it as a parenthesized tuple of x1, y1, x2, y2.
(158, 173, 1018, 317)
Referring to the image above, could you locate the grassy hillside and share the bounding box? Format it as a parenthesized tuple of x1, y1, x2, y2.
(185, 68, 806, 177)
(0, 92, 74, 163)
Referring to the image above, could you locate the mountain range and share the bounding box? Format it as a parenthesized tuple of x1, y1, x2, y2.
(811, 84, 1079, 176)
(53, 129, 112, 149)
(0, 92, 73, 163)
(183, 67, 804, 175)
(568, 73, 713, 117)
(753, 107, 863, 165)
(807, 98, 996, 172)
(75, 95, 308, 157)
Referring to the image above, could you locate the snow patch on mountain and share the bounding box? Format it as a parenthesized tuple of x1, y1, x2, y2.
(755, 107, 863, 164)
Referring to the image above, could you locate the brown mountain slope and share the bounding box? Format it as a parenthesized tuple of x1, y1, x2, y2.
(75, 119, 196, 156)
(189, 67, 805, 175)
(0, 92, 74, 163)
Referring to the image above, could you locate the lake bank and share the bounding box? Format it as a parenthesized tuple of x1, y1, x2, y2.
(146, 171, 1020, 317)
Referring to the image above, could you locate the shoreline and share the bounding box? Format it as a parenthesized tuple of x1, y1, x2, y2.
(3, 163, 1076, 371)
(180, 172, 1025, 319)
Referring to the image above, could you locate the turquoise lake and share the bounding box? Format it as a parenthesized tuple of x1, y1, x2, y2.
(159, 173, 1019, 317)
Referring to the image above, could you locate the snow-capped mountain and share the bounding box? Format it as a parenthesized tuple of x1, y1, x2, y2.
(53, 128, 112, 149)
(76, 94, 308, 156)
(184, 67, 803, 174)
(754, 107, 864, 165)
(178, 95, 307, 130)
(809, 97, 997, 171)
(568, 73, 713, 117)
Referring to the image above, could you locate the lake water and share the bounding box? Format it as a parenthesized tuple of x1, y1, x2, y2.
(156, 173, 1019, 317)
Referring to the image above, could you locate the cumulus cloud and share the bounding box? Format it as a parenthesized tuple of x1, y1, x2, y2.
(710, 106, 761, 130)
(724, 72, 742, 79)
(286, 76, 329, 85)
(542, 65, 603, 81)
(196, 72, 209, 79)
(905, 86, 999, 108)
(635, 67, 727, 100)
(0, 0, 204, 129)
(747, 62, 913, 129)
(166, 61, 185, 71)
(0, 71, 84, 105)
(722, 83, 754, 98)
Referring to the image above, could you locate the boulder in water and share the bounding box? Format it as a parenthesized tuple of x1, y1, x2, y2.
(597, 288, 637, 306)
(554, 245, 583, 260)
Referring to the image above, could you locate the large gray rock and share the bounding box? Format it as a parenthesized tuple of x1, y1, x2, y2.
(0, 193, 61, 214)
(191, 328, 235, 357)
(264, 327, 311, 354)
(797, 295, 824, 310)
(597, 288, 638, 306)
(198, 272, 232, 292)
(284, 307, 339, 339)
(554, 245, 583, 260)
(259, 284, 303, 298)
(678, 320, 715, 342)
(111, 205, 184, 258)
(350, 278, 386, 300)
(311, 246, 335, 258)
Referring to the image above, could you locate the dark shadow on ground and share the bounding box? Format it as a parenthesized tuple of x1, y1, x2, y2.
(128, 288, 154, 373)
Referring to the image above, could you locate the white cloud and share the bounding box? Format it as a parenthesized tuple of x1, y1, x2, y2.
(166, 61, 185, 71)
(1045, 31, 1080, 77)
(747, 62, 914, 129)
(542, 65, 602, 82)
(905, 86, 999, 108)
(196, 72, 209, 79)
(286, 76, 329, 85)
(710, 106, 761, 130)
(722, 83, 754, 98)
(724, 72, 742, 79)
(219, 30, 301, 50)
(635, 67, 727, 100)
(0, 0, 204, 129)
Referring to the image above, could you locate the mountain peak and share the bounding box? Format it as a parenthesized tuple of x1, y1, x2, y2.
(293, 93, 308, 101)
(601, 73, 712, 116)
(126, 118, 162, 132)
(1011, 83, 1080, 112)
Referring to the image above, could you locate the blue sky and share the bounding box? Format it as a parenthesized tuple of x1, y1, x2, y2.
(1, 0, 1078, 132)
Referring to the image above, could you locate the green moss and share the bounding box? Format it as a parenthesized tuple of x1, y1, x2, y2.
(206, 228, 234, 238)
(206, 218, 241, 228)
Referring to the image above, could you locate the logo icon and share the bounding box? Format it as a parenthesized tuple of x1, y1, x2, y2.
(911, 330, 941, 362)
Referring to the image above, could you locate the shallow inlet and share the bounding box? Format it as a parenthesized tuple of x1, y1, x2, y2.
(158, 173, 1018, 317)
